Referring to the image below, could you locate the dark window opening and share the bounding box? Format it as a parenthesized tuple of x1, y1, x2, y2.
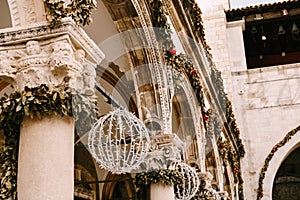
(243, 15, 300, 69)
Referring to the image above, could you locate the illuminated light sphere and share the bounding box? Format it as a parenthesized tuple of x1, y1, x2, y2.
(175, 162, 200, 200)
(88, 109, 150, 174)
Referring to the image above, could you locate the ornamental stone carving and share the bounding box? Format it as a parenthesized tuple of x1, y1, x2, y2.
(7, 0, 46, 27)
(197, 172, 221, 200)
(218, 191, 229, 200)
(0, 38, 80, 92)
(137, 133, 184, 171)
(0, 19, 104, 94)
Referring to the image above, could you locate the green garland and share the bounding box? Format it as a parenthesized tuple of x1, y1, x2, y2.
(225, 98, 245, 157)
(181, 0, 211, 53)
(148, 1, 245, 199)
(148, 0, 206, 111)
(0, 83, 96, 199)
(180, 0, 246, 159)
(149, 0, 174, 51)
(44, 0, 97, 27)
(217, 139, 244, 187)
(256, 125, 300, 200)
(191, 180, 216, 200)
(135, 169, 183, 200)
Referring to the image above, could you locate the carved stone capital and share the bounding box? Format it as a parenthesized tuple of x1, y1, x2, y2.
(137, 133, 184, 171)
(218, 191, 229, 199)
(0, 18, 104, 94)
(198, 171, 213, 190)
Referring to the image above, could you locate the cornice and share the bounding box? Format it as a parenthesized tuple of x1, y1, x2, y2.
(0, 18, 105, 65)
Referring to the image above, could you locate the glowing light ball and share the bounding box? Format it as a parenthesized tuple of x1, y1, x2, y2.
(88, 109, 150, 174)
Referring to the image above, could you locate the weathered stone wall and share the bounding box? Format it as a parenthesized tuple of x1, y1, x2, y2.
(201, 0, 233, 96)
(200, 0, 300, 199)
(231, 63, 300, 199)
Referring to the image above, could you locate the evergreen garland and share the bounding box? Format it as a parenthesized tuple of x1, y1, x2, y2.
(256, 125, 300, 200)
(44, 0, 97, 28)
(135, 169, 183, 200)
(149, 0, 174, 51)
(191, 183, 216, 200)
(181, 0, 211, 52)
(149, 1, 245, 198)
(0, 82, 96, 199)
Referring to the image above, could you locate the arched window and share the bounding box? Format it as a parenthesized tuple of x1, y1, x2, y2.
(272, 146, 300, 200)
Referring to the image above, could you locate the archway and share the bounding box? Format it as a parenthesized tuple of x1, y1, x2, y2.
(260, 129, 300, 199)
(102, 172, 136, 200)
(272, 147, 300, 200)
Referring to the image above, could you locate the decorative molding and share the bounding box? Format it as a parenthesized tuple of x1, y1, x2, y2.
(0, 35, 95, 94)
(7, 0, 21, 26)
(0, 18, 104, 64)
(194, 172, 221, 200)
(138, 133, 184, 171)
(23, 0, 37, 24)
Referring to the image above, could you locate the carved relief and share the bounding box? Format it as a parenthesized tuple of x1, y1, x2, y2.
(50, 41, 74, 71)
(196, 172, 221, 200)
(0, 52, 19, 72)
(23, 1, 37, 24)
(0, 36, 96, 95)
(0, 18, 104, 63)
(7, 0, 46, 27)
(82, 61, 97, 96)
(138, 133, 184, 171)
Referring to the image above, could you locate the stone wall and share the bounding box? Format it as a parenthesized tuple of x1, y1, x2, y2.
(231, 63, 300, 199)
(199, 0, 300, 199)
(200, 0, 233, 96)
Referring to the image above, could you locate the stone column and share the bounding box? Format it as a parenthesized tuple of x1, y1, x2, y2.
(140, 133, 182, 200)
(150, 182, 175, 200)
(0, 19, 104, 200)
(18, 116, 74, 200)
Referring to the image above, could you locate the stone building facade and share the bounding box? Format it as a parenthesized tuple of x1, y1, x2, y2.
(2, 0, 298, 200)
(201, 0, 300, 199)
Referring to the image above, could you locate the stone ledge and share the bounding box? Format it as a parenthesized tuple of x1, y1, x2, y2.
(0, 17, 105, 65)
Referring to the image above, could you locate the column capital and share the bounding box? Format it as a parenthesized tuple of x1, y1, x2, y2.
(138, 133, 184, 171)
(0, 18, 104, 93)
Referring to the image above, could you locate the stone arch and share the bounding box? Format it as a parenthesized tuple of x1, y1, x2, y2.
(74, 141, 100, 199)
(272, 147, 300, 199)
(102, 172, 136, 200)
(261, 129, 300, 200)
